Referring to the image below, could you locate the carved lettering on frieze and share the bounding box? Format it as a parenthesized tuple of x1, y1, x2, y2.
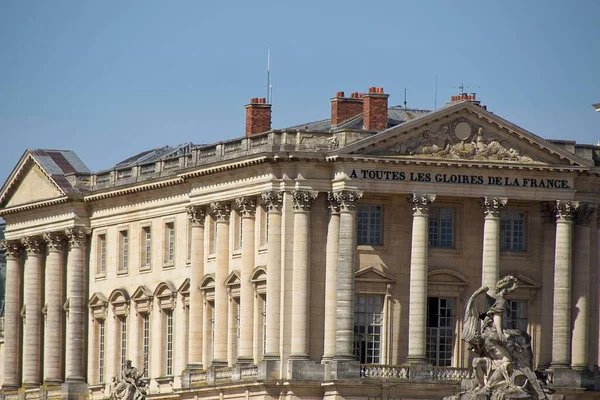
(291, 190, 318, 212)
(261, 191, 283, 213)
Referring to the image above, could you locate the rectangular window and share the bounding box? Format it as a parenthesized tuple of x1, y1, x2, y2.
(165, 222, 175, 264)
(357, 205, 383, 246)
(165, 310, 174, 375)
(506, 300, 528, 332)
(142, 314, 150, 378)
(500, 211, 525, 252)
(99, 320, 105, 383)
(426, 297, 454, 366)
(120, 317, 127, 369)
(187, 220, 192, 261)
(97, 234, 107, 274)
(353, 295, 384, 364)
(429, 208, 454, 248)
(141, 227, 151, 270)
(119, 230, 128, 273)
(262, 295, 267, 356)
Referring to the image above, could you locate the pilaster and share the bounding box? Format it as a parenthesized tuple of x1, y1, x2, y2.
(186, 205, 206, 369)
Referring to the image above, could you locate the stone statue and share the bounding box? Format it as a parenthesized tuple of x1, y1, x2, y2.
(109, 360, 147, 400)
(445, 276, 553, 400)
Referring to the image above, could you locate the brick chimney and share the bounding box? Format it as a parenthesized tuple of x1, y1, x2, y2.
(331, 91, 363, 127)
(245, 98, 271, 136)
(448, 93, 481, 106)
(363, 87, 389, 131)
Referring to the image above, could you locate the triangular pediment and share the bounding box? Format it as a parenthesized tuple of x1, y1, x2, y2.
(355, 265, 395, 283)
(336, 102, 590, 168)
(428, 269, 469, 286)
(4, 159, 64, 208)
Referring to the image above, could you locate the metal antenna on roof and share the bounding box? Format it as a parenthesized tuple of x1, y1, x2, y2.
(434, 76, 438, 110)
(404, 88, 408, 109)
(267, 49, 271, 103)
(453, 83, 480, 94)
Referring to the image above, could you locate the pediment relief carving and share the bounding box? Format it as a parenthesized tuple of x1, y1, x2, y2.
(367, 118, 553, 165)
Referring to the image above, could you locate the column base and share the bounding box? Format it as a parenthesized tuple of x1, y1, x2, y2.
(329, 359, 360, 380)
(185, 362, 203, 370)
(210, 359, 228, 368)
(21, 382, 40, 389)
(551, 367, 594, 389)
(287, 359, 324, 381)
(406, 355, 429, 365)
(60, 381, 89, 400)
(236, 356, 254, 365)
(288, 353, 310, 360)
(43, 380, 63, 387)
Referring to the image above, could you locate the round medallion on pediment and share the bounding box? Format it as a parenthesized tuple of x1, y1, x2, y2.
(454, 121, 472, 141)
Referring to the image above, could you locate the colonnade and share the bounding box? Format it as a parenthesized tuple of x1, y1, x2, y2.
(2, 227, 88, 389)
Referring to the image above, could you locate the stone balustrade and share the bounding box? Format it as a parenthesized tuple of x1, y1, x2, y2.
(361, 364, 472, 383)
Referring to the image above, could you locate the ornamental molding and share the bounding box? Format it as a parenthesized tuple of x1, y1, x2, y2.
(43, 231, 66, 252)
(408, 194, 436, 215)
(555, 200, 579, 222)
(210, 201, 231, 222)
(261, 191, 283, 213)
(291, 190, 318, 212)
(481, 197, 508, 218)
(21, 236, 44, 255)
(1, 240, 22, 258)
(333, 190, 363, 212)
(574, 204, 596, 225)
(326, 192, 340, 214)
(235, 197, 257, 218)
(186, 205, 207, 226)
(65, 226, 90, 248)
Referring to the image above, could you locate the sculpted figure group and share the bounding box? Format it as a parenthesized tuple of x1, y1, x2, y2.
(446, 275, 552, 400)
(109, 360, 147, 400)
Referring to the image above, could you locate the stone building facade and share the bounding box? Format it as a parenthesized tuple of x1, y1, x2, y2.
(0, 89, 600, 399)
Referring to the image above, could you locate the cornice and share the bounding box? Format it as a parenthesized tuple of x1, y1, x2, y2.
(179, 156, 268, 179)
(0, 196, 70, 216)
(84, 177, 183, 202)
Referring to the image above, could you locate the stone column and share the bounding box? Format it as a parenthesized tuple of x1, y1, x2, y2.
(186, 205, 206, 369)
(201, 294, 211, 368)
(65, 227, 89, 382)
(43, 232, 66, 384)
(407, 194, 435, 364)
(539, 202, 556, 369)
(551, 200, 577, 369)
(2, 240, 22, 389)
(334, 190, 362, 360)
(235, 197, 257, 364)
(290, 190, 318, 358)
(322, 193, 340, 362)
(210, 201, 231, 366)
(572, 204, 595, 369)
(481, 197, 507, 291)
(261, 191, 283, 359)
(22, 236, 44, 386)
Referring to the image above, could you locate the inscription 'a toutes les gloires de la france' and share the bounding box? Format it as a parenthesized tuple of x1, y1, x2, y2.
(349, 169, 571, 189)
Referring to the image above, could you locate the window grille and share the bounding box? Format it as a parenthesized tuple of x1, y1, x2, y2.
(426, 297, 454, 366)
(357, 205, 383, 246)
(353, 295, 384, 363)
(429, 208, 454, 248)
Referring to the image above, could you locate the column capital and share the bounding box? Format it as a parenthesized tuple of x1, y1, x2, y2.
(574, 204, 596, 225)
(210, 201, 231, 222)
(0, 239, 22, 258)
(481, 197, 507, 217)
(261, 191, 283, 213)
(540, 201, 556, 224)
(65, 226, 90, 248)
(408, 194, 436, 215)
(555, 200, 579, 222)
(21, 236, 44, 255)
(186, 205, 207, 227)
(43, 231, 66, 252)
(291, 190, 318, 212)
(333, 190, 363, 213)
(235, 197, 257, 218)
(326, 192, 340, 214)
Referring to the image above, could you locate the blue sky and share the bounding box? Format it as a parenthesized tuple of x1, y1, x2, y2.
(1, 1, 599, 183)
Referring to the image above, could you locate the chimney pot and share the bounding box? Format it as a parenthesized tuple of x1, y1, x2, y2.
(331, 90, 363, 127)
(482, 105, 487, 110)
(336, 91, 345, 98)
(369, 87, 377, 93)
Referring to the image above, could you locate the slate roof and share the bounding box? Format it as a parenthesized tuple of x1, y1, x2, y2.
(284, 106, 431, 131)
(114, 143, 196, 169)
(28, 149, 91, 195)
